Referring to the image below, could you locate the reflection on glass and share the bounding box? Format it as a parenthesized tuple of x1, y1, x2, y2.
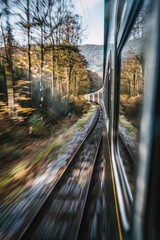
(118, 5, 147, 158)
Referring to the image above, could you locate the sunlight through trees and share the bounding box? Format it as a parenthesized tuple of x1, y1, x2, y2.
(0, 0, 91, 120)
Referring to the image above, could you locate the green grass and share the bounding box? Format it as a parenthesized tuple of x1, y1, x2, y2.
(76, 109, 94, 129)
(0, 176, 12, 187)
(4, 186, 24, 206)
(119, 115, 137, 135)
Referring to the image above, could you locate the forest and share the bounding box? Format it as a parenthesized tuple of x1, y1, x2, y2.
(0, 0, 92, 122)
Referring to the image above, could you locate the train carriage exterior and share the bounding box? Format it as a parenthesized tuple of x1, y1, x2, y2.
(85, 0, 160, 239)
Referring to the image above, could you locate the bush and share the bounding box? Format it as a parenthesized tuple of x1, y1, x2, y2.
(121, 99, 142, 128)
(28, 114, 46, 137)
(0, 131, 15, 144)
(0, 145, 22, 162)
(43, 95, 89, 124)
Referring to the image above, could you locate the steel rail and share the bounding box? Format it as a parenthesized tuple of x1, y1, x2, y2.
(74, 135, 103, 240)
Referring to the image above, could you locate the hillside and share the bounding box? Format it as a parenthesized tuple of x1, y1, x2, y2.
(80, 44, 103, 78)
(88, 71, 103, 93)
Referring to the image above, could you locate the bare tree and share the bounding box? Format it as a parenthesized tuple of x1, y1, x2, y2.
(0, 0, 15, 117)
(15, 0, 35, 107)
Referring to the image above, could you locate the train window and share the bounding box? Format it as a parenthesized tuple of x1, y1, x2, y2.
(118, 3, 148, 159)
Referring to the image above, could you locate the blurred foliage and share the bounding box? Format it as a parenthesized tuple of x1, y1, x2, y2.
(28, 114, 46, 137)
(120, 95, 142, 128)
(0, 0, 92, 122)
(44, 94, 88, 122)
(0, 145, 23, 162)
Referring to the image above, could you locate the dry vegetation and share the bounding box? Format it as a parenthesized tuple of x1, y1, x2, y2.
(0, 98, 91, 205)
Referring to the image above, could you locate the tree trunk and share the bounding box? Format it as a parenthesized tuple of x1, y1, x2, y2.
(74, 72, 77, 96)
(27, 0, 32, 107)
(51, 45, 56, 95)
(128, 79, 131, 96)
(4, 63, 14, 117)
(68, 64, 73, 96)
(133, 71, 136, 96)
(1, 24, 15, 117)
(40, 25, 44, 111)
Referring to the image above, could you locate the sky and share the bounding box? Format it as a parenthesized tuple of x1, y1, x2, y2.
(74, 0, 104, 45)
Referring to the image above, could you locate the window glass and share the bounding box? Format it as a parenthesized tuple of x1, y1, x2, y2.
(120, 0, 127, 26)
(118, 3, 148, 158)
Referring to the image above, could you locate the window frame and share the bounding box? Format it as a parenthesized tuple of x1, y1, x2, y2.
(109, 0, 146, 232)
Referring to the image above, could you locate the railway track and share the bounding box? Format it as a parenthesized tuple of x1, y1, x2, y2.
(77, 138, 107, 240)
(14, 106, 103, 240)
